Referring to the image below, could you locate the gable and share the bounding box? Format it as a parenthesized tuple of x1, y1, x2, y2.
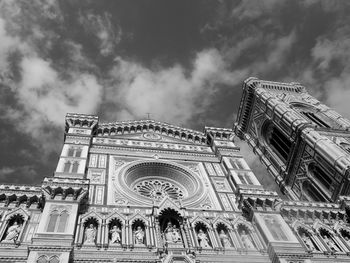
(96, 120, 208, 145)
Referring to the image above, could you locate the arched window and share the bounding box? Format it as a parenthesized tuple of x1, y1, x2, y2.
(47, 211, 69, 233)
(57, 211, 69, 233)
(47, 211, 59, 232)
(262, 121, 291, 162)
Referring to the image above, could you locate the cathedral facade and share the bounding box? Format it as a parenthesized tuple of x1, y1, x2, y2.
(1, 78, 350, 263)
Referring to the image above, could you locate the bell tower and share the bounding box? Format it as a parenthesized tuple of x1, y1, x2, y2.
(234, 77, 350, 202)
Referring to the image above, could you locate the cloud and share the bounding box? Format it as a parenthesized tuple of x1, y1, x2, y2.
(0, 165, 38, 184)
(12, 56, 103, 145)
(0, 167, 15, 176)
(79, 11, 122, 56)
(231, 0, 282, 21)
(105, 49, 247, 125)
(0, 1, 104, 155)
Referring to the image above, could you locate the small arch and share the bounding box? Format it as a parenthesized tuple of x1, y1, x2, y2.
(319, 228, 341, 252)
(110, 127, 116, 135)
(297, 226, 319, 251)
(103, 128, 109, 136)
(37, 255, 49, 263)
(49, 256, 60, 263)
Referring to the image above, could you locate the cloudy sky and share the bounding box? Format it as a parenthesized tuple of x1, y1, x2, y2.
(1, 0, 350, 192)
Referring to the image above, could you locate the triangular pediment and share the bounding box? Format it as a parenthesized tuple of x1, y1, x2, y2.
(158, 197, 181, 214)
(96, 120, 208, 145)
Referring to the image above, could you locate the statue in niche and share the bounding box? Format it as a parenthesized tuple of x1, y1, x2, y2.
(3, 221, 21, 242)
(301, 232, 317, 251)
(322, 234, 340, 252)
(134, 226, 145, 245)
(84, 224, 97, 244)
(172, 225, 182, 243)
(240, 230, 255, 249)
(219, 230, 231, 248)
(110, 225, 122, 244)
(197, 229, 211, 248)
(164, 222, 181, 243)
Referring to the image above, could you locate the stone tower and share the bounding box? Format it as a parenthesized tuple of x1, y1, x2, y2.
(234, 77, 350, 202)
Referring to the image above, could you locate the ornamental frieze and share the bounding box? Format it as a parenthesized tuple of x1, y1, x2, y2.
(93, 137, 212, 153)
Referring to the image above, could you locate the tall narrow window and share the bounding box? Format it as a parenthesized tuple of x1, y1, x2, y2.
(67, 148, 75, 157)
(63, 161, 71, 173)
(57, 211, 69, 232)
(75, 148, 82, 157)
(245, 174, 253, 185)
(238, 174, 245, 184)
(47, 211, 59, 232)
(237, 173, 253, 185)
(269, 127, 292, 162)
(71, 162, 79, 173)
(340, 143, 350, 154)
(230, 159, 245, 170)
(301, 112, 330, 128)
(309, 164, 332, 189)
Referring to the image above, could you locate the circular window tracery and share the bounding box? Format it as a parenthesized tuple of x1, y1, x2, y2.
(133, 180, 184, 201)
(114, 160, 207, 206)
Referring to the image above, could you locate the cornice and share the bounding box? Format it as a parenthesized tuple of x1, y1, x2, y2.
(90, 145, 219, 162)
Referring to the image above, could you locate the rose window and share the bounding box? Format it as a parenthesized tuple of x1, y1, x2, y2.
(133, 180, 184, 201)
(115, 161, 206, 205)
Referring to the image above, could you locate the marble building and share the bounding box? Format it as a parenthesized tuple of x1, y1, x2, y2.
(0, 78, 350, 263)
